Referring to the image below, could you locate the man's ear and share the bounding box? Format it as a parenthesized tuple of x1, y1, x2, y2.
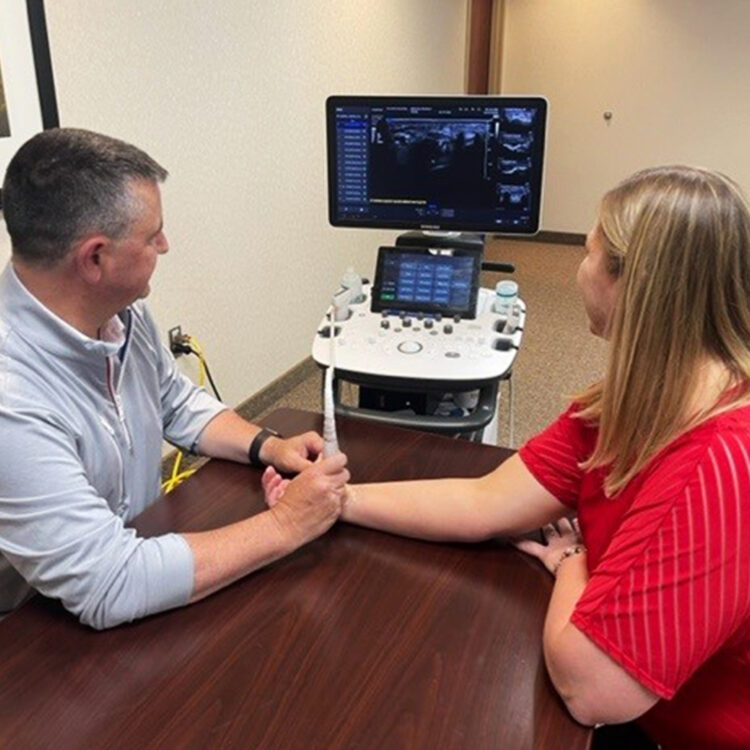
(73, 234, 111, 285)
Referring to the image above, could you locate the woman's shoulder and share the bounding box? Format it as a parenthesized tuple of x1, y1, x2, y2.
(683, 402, 750, 450)
(645, 403, 750, 498)
(714, 401, 750, 430)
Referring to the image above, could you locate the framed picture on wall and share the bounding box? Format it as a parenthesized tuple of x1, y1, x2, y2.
(0, 0, 58, 207)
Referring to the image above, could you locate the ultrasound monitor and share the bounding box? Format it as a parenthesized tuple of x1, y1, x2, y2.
(327, 95, 547, 235)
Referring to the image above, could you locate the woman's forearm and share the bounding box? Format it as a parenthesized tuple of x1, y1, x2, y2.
(343, 476, 494, 541)
(343, 454, 569, 541)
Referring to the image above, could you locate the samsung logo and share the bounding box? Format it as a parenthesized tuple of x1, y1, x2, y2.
(420, 224, 440, 229)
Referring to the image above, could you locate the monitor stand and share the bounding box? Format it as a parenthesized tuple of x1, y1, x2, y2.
(394, 230, 485, 253)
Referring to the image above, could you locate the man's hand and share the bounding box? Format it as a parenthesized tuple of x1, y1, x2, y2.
(184, 452, 349, 604)
(264, 453, 350, 546)
(260, 431, 324, 473)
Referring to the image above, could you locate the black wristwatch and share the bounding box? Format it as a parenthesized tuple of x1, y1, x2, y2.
(248, 427, 282, 467)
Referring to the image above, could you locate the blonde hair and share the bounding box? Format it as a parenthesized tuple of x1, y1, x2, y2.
(575, 166, 750, 495)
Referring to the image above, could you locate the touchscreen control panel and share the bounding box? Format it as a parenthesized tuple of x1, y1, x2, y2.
(371, 246, 482, 319)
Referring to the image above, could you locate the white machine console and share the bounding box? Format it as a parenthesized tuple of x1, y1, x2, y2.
(311, 244, 525, 443)
(312, 284, 525, 385)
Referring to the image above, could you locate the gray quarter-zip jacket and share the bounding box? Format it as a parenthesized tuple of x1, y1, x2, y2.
(0, 263, 227, 628)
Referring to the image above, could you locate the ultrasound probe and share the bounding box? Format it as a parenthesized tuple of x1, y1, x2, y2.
(322, 304, 340, 457)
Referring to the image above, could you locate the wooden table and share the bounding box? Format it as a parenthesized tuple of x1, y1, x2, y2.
(0, 408, 591, 749)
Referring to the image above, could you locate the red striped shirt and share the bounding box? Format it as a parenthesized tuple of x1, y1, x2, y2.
(519, 404, 750, 749)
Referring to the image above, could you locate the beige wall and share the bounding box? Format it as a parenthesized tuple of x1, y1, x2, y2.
(0, 1, 467, 405)
(499, 0, 750, 233)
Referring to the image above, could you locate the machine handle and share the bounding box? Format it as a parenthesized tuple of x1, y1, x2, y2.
(334, 381, 499, 436)
(481, 261, 515, 274)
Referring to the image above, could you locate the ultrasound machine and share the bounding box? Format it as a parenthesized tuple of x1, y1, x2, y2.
(312, 95, 547, 445)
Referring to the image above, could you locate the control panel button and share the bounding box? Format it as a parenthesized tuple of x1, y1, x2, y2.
(445, 351, 460, 358)
(443, 324, 453, 334)
(380, 319, 390, 329)
(494, 319, 508, 333)
(453, 314, 461, 323)
(424, 319, 434, 329)
(397, 341, 423, 354)
(318, 325, 341, 338)
(403, 318, 412, 328)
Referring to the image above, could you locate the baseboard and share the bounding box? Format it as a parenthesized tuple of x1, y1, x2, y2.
(234, 356, 319, 421)
(491, 230, 586, 246)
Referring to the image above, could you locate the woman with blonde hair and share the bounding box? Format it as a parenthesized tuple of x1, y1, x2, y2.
(266, 166, 750, 748)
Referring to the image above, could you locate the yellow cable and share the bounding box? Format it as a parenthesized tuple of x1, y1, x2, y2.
(171, 449, 182, 481)
(162, 335, 209, 493)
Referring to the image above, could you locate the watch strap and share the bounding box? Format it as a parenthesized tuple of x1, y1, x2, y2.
(248, 427, 281, 467)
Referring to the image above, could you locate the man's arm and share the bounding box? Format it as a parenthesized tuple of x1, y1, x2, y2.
(183, 453, 349, 601)
(0, 407, 347, 629)
(144, 305, 322, 472)
(0, 411, 197, 629)
(195, 409, 323, 473)
(342, 453, 570, 541)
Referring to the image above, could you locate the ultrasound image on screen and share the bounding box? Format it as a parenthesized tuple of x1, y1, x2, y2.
(498, 183, 531, 210)
(369, 117, 493, 209)
(500, 131, 533, 155)
(503, 108, 536, 126)
(499, 157, 532, 176)
(327, 96, 547, 233)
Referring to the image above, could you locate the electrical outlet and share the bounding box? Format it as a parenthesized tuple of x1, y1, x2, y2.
(168, 325, 190, 356)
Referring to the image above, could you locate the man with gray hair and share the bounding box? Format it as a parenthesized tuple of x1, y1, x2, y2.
(0, 128, 349, 629)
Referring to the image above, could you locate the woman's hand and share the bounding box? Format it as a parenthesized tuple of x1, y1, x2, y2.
(262, 465, 290, 508)
(513, 517, 583, 575)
